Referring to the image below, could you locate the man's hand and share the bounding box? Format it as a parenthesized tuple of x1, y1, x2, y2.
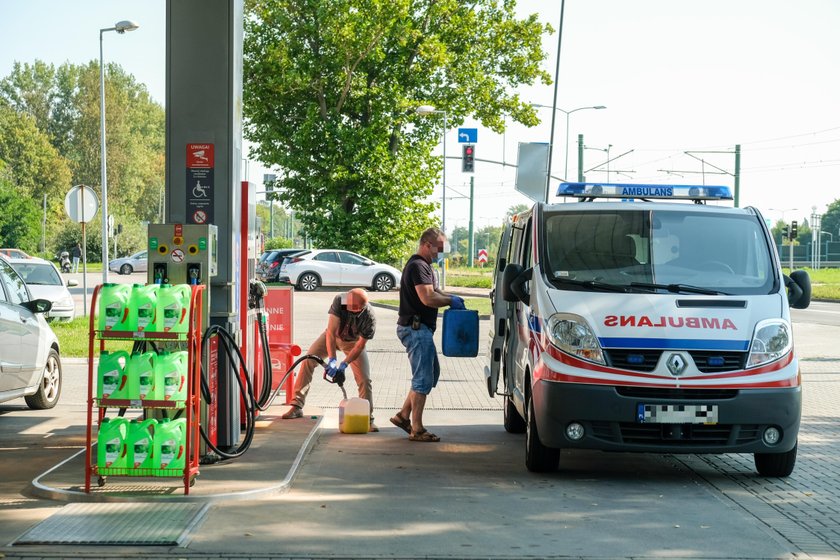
(449, 295, 466, 310)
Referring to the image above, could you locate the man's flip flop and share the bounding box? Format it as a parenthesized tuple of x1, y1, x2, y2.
(390, 414, 411, 434)
(408, 430, 440, 442)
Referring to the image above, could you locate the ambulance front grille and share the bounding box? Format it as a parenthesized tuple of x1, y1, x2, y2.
(590, 422, 763, 446)
(604, 349, 747, 373)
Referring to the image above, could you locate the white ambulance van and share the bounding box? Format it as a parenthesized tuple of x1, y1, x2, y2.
(486, 183, 811, 476)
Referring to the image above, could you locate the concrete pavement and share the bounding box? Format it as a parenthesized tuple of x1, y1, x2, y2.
(2, 292, 840, 559)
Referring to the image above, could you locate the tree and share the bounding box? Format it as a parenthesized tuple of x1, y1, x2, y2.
(823, 199, 840, 244)
(0, 171, 42, 252)
(507, 203, 530, 217)
(244, 0, 551, 262)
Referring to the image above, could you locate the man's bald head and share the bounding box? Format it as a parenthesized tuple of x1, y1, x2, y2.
(346, 288, 368, 312)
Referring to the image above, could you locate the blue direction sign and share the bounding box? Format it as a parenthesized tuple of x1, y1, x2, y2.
(458, 128, 478, 143)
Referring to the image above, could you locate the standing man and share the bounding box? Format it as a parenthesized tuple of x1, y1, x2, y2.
(281, 288, 379, 431)
(71, 242, 82, 273)
(391, 227, 465, 442)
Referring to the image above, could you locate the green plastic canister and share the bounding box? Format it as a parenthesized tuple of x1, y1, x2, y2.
(131, 284, 160, 332)
(153, 418, 186, 471)
(97, 350, 129, 400)
(126, 418, 157, 470)
(98, 283, 131, 331)
(127, 351, 158, 401)
(158, 350, 189, 402)
(97, 417, 129, 469)
(158, 284, 191, 333)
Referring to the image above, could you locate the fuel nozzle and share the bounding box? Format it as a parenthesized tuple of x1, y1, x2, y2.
(322, 359, 346, 387)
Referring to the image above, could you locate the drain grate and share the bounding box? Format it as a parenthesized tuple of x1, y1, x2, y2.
(13, 502, 209, 546)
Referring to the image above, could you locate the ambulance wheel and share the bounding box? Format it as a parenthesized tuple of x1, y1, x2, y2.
(297, 273, 320, 291)
(97, 476, 107, 487)
(754, 442, 797, 477)
(504, 393, 526, 434)
(525, 395, 559, 472)
(700, 260, 734, 274)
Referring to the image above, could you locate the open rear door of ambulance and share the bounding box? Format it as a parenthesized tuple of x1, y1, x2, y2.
(484, 220, 513, 397)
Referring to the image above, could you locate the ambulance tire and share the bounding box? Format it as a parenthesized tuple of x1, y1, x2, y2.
(525, 395, 560, 472)
(754, 442, 797, 477)
(504, 393, 526, 433)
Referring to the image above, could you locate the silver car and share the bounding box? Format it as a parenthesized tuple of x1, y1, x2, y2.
(0, 257, 63, 409)
(109, 250, 148, 275)
(278, 249, 402, 292)
(8, 257, 78, 322)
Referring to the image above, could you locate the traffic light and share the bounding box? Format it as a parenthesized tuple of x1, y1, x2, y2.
(781, 225, 789, 240)
(462, 145, 475, 173)
(790, 220, 798, 240)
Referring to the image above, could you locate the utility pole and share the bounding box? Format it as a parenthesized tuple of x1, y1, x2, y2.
(468, 176, 475, 267)
(577, 134, 585, 182)
(734, 144, 741, 208)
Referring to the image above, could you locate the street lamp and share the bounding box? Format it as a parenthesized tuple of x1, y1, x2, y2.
(532, 103, 606, 192)
(416, 104, 448, 288)
(100, 19, 139, 283)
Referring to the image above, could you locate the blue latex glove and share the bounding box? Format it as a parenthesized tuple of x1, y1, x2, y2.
(450, 295, 466, 310)
(338, 361, 348, 373)
(326, 357, 337, 370)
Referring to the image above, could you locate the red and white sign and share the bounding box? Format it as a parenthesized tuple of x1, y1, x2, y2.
(193, 210, 207, 224)
(171, 248, 185, 263)
(478, 248, 488, 264)
(187, 143, 214, 168)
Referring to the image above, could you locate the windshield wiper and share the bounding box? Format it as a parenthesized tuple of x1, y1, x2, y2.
(552, 277, 629, 293)
(629, 282, 729, 295)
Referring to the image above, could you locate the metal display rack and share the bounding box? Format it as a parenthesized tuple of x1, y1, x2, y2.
(83, 284, 205, 495)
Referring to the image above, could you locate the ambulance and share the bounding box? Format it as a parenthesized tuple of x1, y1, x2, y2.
(486, 183, 811, 476)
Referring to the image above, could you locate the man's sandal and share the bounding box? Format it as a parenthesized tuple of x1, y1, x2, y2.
(389, 414, 411, 434)
(408, 429, 440, 442)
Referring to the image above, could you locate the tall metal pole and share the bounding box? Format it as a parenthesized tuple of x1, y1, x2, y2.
(468, 176, 475, 268)
(441, 111, 447, 289)
(734, 144, 741, 208)
(99, 29, 110, 283)
(544, 0, 566, 203)
(577, 134, 584, 182)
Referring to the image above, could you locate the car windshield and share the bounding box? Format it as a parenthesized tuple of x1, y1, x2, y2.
(11, 263, 62, 286)
(541, 209, 775, 295)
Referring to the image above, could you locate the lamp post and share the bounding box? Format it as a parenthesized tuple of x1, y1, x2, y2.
(532, 103, 606, 192)
(416, 104, 448, 288)
(100, 19, 139, 283)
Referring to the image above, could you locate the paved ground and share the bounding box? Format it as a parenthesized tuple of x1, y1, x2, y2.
(1, 288, 840, 559)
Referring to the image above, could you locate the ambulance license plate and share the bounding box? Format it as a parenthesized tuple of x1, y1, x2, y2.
(637, 403, 718, 424)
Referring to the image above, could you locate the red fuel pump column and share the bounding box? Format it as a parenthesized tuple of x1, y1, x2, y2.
(264, 286, 299, 401)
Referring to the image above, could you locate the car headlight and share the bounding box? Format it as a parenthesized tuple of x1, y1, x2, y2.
(546, 313, 605, 365)
(59, 296, 74, 307)
(747, 319, 792, 368)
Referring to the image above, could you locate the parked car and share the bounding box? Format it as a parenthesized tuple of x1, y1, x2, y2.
(278, 249, 401, 292)
(0, 248, 32, 259)
(257, 249, 306, 283)
(0, 257, 63, 410)
(7, 257, 78, 322)
(109, 250, 147, 275)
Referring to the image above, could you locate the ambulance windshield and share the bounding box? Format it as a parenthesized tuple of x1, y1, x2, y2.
(542, 209, 775, 295)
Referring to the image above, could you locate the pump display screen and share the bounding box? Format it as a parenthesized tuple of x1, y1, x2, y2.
(542, 209, 775, 295)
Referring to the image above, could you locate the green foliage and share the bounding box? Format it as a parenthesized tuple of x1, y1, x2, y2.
(822, 200, 840, 243)
(0, 175, 42, 252)
(244, 0, 551, 263)
(265, 237, 294, 250)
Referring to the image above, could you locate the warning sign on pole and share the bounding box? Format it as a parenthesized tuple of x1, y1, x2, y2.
(186, 143, 214, 224)
(478, 248, 488, 265)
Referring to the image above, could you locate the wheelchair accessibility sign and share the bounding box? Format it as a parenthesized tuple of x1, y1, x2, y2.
(187, 143, 214, 224)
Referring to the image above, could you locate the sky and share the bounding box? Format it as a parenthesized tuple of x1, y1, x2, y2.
(1, 0, 838, 236)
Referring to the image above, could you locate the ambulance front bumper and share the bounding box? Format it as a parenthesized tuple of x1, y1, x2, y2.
(531, 379, 801, 454)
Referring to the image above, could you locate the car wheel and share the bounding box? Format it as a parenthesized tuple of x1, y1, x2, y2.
(120, 264, 133, 275)
(25, 348, 62, 410)
(525, 392, 560, 472)
(297, 272, 320, 291)
(372, 273, 395, 292)
(754, 442, 797, 477)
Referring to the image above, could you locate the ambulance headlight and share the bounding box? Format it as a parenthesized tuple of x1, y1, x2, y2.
(546, 314, 605, 365)
(747, 320, 792, 368)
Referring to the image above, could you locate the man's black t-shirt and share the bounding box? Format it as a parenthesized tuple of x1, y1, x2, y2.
(398, 254, 438, 331)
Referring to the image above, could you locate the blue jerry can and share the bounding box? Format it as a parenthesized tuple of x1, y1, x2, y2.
(441, 309, 479, 357)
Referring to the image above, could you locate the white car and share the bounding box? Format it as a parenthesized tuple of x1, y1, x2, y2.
(0, 257, 63, 409)
(7, 257, 78, 322)
(109, 250, 147, 275)
(279, 249, 402, 291)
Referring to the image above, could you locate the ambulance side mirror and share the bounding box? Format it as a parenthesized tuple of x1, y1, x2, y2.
(784, 270, 811, 309)
(501, 264, 531, 306)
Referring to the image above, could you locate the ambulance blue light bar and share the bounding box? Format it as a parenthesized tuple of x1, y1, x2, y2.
(558, 182, 733, 201)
